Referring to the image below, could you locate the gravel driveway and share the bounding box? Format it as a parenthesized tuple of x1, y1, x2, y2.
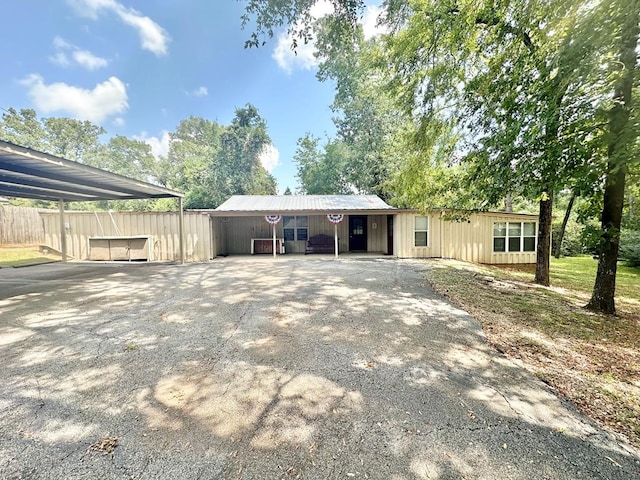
(1, 257, 639, 479)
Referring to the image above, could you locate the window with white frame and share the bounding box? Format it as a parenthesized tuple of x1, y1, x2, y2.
(493, 221, 536, 252)
(283, 216, 308, 241)
(414, 216, 429, 247)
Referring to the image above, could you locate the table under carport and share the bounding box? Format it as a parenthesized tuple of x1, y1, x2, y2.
(0, 140, 185, 263)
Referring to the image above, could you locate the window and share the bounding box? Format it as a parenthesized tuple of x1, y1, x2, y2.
(493, 221, 536, 252)
(283, 216, 308, 241)
(414, 216, 428, 247)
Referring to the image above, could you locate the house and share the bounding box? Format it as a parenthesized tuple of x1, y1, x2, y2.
(210, 195, 539, 264)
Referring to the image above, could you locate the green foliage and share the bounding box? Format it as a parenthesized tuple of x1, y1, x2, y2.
(552, 219, 584, 257)
(294, 134, 352, 194)
(620, 229, 640, 267)
(161, 105, 276, 209)
(0, 105, 277, 211)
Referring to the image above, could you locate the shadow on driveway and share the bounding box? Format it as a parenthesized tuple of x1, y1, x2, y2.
(1, 258, 639, 479)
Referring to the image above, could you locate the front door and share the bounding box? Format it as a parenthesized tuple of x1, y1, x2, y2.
(349, 216, 367, 251)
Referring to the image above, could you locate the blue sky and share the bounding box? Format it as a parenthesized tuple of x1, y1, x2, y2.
(0, 0, 384, 193)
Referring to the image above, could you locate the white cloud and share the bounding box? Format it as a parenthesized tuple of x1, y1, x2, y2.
(362, 5, 389, 39)
(49, 52, 71, 67)
(67, 0, 170, 56)
(73, 49, 109, 70)
(259, 144, 281, 172)
(21, 74, 128, 123)
(136, 131, 171, 159)
(188, 86, 208, 97)
(273, 33, 320, 74)
(112, 117, 125, 127)
(53, 36, 73, 49)
(49, 36, 108, 70)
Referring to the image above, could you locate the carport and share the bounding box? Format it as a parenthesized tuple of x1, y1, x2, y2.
(0, 140, 185, 262)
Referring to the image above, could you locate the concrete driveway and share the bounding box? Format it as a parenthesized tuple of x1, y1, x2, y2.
(1, 257, 638, 479)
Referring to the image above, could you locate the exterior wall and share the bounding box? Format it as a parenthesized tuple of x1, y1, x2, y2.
(367, 215, 388, 253)
(395, 211, 538, 264)
(41, 211, 212, 261)
(394, 212, 442, 259)
(479, 213, 538, 264)
(215, 214, 387, 255)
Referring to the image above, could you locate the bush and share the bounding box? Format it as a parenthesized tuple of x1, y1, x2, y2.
(619, 229, 640, 267)
(552, 219, 585, 257)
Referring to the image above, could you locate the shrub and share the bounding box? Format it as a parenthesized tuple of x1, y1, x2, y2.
(619, 229, 640, 267)
(552, 219, 585, 257)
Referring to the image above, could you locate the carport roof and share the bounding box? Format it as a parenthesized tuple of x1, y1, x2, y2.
(210, 195, 396, 216)
(0, 140, 183, 202)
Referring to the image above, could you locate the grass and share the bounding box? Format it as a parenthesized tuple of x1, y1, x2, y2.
(0, 245, 60, 267)
(423, 256, 640, 447)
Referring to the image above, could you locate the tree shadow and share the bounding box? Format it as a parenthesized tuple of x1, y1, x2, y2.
(0, 258, 638, 479)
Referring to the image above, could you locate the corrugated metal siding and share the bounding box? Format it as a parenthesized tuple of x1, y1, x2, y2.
(41, 211, 211, 261)
(395, 213, 441, 259)
(215, 214, 386, 254)
(395, 212, 538, 264)
(367, 215, 387, 253)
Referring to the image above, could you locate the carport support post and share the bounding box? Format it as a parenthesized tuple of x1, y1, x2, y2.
(334, 223, 339, 258)
(179, 197, 185, 264)
(58, 199, 67, 263)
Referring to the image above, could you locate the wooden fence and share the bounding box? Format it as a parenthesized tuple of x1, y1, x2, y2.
(0, 205, 45, 245)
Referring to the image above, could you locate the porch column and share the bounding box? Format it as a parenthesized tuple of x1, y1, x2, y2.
(179, 197, 185, 264)
(334, 223, 339, 258)
(59, 199, 67, 263)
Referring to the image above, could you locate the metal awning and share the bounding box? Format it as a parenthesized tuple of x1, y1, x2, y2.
(0, 140, 185, 263)
(0, 140, 183, 201)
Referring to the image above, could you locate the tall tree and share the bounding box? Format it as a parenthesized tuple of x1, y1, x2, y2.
(0, 108, 46, 150)
(41, 117, 104, 162)
(161, 116, 223, 209)
(217, 104, 277, 198)
(587, 0, 640, 313)
(294, 133, 352, 194)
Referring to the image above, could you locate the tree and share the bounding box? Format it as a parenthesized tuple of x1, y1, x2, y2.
(0, 108, 45, 150)
(217, 104, 277, 198)
(161, 106, 276, 209)
(315, 18, 399, 198)
(586, 0, 640, 314)
(294, 133, 352, 194)
(241, 0, 635, 298)
(283, 186, 293, 195)
(160, 116, 223, 208)
(41, 117, 105, 162)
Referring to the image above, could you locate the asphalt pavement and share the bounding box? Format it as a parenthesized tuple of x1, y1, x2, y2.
(1, 257, 638, 479)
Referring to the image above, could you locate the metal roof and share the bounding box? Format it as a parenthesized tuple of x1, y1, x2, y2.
(0, 140, 183, 202)
(212, 195, 395, 215)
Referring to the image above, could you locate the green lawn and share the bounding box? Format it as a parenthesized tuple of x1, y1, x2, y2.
(551, 255, 640, 299)
(0, 245, 60, 267)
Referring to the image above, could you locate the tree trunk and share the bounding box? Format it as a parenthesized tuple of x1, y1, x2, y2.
(553, 191, 576, 258)
(587, 3, 638, 314)
(504, 194, 513, 213)
(535, 193, 553, 286)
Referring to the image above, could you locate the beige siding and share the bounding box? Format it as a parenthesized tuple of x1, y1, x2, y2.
(394, 211, 538, 264)
(41, 211, 211, 261)
(215, 214, 388, 255)
(366, 215, 387, 253)
(394, 213, 442, 259)
(481, 214, 538, 264)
